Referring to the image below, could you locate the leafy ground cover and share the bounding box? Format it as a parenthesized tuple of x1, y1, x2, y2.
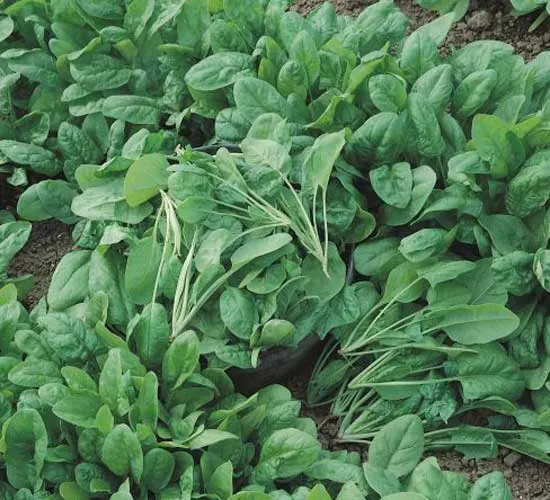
(1, 0, 550, 497)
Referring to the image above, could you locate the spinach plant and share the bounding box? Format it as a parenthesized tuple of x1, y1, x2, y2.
(0, 282, 510, 499)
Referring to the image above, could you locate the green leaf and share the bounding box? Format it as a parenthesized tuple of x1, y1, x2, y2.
(162, 330, 200, 389)
(472, 115, 515, 179)
(384, 165, 437, 226)
(124, 154, 170, 207)
(70, 54, 131, 92)
(143, 448, 175, 493)
(364, 463, 401, 497)
(233, 77, 287, 122)
(303, 130, 346, 194)
(102, 424, 143, 481)
(347, 112, 403, 165)
(407, 457, 455, 498)
(370, 162, 413, 209)
(289, 30, 320, 87)
(369, 74, 408, 113)
(469, 471, 512, 500)
(253, 428, 321, 483)
(220, 288, 258, 340)
(534, 249, 550, 292)
(205, 460, 233, 500)
(506, 162, 550, 217)
(444, 343, 525, 403)
(185, 52, 252, 91)
(134, 303, 170, 368)
(102, 96, 160, 125)
(53, 393, 103, 428)
(399, 228, 454, 263)
(368, 415, 424, 478)
(426, 304, 520, 344)
(303, 243, 346, 304)
(4, 409, 47, 490)
(47, 251, 91, 311)
(0, 140, 60, 176)
(230, 233, 293, 268)
(257, 319, 295, 347)
(9, 359, 62, 387)
(133, 372, 159, 429)
(187, 429, 239, 449)
(72, 179, 154, 224)
(453, 69, 498, 119)
(17, 180, 78, 224)
(0, 221, 31, 276)
(124, 0, 155, 39)
(125, 236, 162, 305)
(0, 16, 14, 42)
(99, 349, 129, 418)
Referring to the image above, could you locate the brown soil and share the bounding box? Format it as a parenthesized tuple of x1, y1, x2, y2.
(8, 219, 73, 308)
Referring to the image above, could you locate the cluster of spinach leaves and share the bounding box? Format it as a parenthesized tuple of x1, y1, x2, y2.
(300, 9, 550, 466)
(1, 280, 512, 499)
(0, 0, 549, 491)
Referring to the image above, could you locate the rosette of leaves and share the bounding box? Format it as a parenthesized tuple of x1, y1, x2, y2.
(0, 0, 192, 188)
(39, 115, 375, 369)
(0, 0, 277, 199)
(0, 281, 376, 498)
(0, 288, 512, 500)
(304, 18, 550, 464)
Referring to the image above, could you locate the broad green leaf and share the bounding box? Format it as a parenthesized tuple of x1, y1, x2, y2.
(303, 130, 346, 194)
(534, 249, 550, 292)
(384, 166, 437, 226)
(99, 349, 129, 418)
(444, 343, 525, 402)
(220, 288, 258, 340)
(123, 153, 170, 207)
(370, 163, 413, 209)
(369, 74, 408, 113)
(103, 96, 160, 125)
(125, 237, 162, 305)
(134, 303, 170, 368)
(102, 424, 143, 481)
(70, 54, 131, 92)
(233, 77, 287, 122)
(53, 393, 103, 428)
(4, 409, 47, 490)
(185, 52, 252, 91)
(162, 330, 200, 389)
(0, 140, 60, 176)
(469, 471, 512, 500)
(426, 304, 520, 344)
(253, 428, 321, 483)
(143, 448, 175, 493)
(289, 30, 320, 87)
(230, 233, 292, 268)
(368, 415, 424, 478)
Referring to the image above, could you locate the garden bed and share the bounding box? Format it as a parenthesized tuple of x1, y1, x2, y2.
(3, 0, 550, 498)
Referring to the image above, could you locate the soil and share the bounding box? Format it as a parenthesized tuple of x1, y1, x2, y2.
(8, 219, 73, 309)
(4, 0, 550, 498)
